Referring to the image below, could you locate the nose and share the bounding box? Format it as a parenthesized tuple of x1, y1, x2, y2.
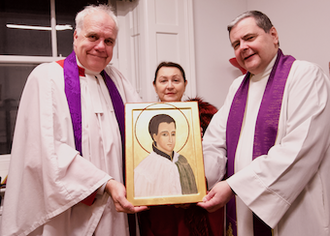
(166, 81, 174, 89)
(239, 40, 248, 50)
(95, 40, 106, 50)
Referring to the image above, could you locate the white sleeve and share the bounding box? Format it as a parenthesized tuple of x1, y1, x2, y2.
(202, 76, 244, 189)
(2, 63, 111, 235)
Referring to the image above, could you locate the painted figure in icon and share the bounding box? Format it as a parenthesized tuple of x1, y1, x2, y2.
(134, 114, 197, 197)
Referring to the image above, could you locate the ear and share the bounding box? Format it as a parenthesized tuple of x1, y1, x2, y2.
(153, 82, 159, 95)
(73, 30, 78, 40)
(269, 26, 279, 46)
(152, 133, 157, 143)
(73, 30, 78, 47)
(184, 80, 188, 89)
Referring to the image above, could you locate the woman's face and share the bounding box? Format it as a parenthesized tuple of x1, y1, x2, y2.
(153, 66, 187, 102)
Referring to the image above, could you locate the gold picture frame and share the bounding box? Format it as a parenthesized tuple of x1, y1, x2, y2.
(125, 101, 206, 206)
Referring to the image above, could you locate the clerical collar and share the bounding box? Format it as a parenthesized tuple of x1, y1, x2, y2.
(76, 56, 101, 76)
(152, 142, 174, 161)
(250, 53, 277, 82)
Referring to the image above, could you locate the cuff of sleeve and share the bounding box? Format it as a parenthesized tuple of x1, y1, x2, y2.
(81, 176, 113, 206)
(226, 166, 290, 228)
(97, 182, 107, 195)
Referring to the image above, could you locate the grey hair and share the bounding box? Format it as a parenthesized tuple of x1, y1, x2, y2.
(75, 4, 118, 35)
(227, 10, 273, 34)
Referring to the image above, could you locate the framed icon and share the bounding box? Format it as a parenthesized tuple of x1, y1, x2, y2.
(125, 101, 206, 206)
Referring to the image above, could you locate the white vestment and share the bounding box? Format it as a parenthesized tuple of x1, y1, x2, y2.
(134, 151, 182, 197)
(1, 61, 141, 236)
(203, 56, 330, 236)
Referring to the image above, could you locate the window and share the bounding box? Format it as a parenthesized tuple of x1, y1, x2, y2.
(0, 0, 110, 154)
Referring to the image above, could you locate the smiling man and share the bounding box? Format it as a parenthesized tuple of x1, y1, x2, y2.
(1, 4, 146, 236)
(73, 7, 117, 72)
(230, 16, 278, 75)
(134, 114, 197, 198)
(199, 10, 330, 236)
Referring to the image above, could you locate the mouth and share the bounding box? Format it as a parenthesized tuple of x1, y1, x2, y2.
(244, 53, 256, 61)
(88, 53, 107, 59)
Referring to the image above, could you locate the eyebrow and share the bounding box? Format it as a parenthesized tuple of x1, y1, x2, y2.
(242, 33, 257, 39)
(158, 74, 181, 79)
(85, 32, 116, 41)
(85, 31, 97, 36)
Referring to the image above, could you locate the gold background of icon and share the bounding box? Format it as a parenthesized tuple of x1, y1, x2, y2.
(125, 102, 206, 206)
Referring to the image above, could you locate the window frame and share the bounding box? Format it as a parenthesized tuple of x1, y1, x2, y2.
(0, 0, 64, 64)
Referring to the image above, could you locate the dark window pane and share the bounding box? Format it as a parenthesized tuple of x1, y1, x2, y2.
(0, 0, 52, 56)
(0, 64, 37, 154)
(56, 0, 109, 57)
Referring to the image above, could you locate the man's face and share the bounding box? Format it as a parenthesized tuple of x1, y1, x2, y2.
(73, 11, 117, 72)
(229, 17, 279, 75)
(153, 122, 176, 156)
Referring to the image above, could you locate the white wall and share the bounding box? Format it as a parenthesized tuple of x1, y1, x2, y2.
(193, 0, 330, 109)
(193, 0, 245, 109)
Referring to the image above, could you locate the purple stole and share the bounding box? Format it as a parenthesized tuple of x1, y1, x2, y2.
(63, 51, 125, 157)
(62, 51, 138, 236)
(62, 51, 137, 236)
(226, 49, 295, 236)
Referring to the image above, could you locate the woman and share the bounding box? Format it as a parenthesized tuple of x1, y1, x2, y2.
(152, 61, 188, 102)
(138, 61, 224, 236)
